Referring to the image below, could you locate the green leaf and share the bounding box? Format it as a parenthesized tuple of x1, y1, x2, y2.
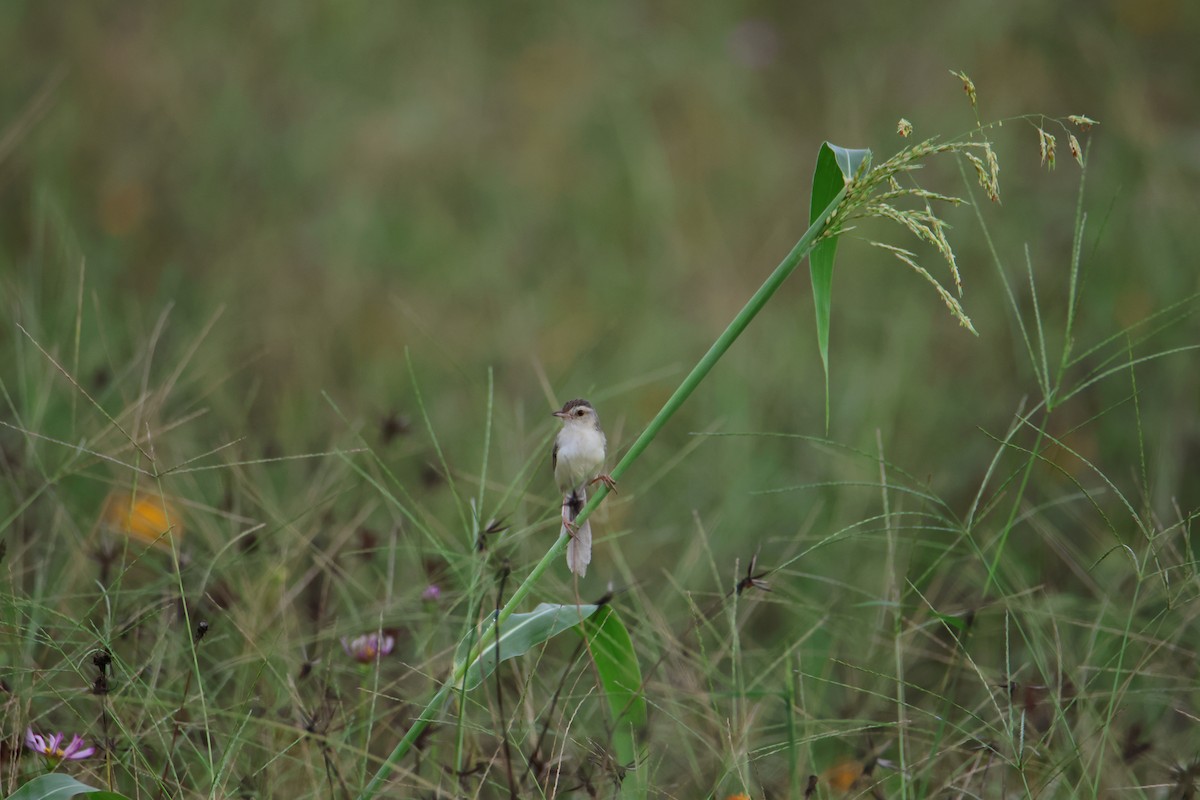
(581, 606, 646, 758)
(581, 606, 648, 799)
(809, 141, 871, 431)
(455, 602, 599, 692)
(4, 774, 131, 800)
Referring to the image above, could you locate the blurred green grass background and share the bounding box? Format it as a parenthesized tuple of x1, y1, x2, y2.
(3, 3, 1197, 511)
(3, 2, 1200, 797)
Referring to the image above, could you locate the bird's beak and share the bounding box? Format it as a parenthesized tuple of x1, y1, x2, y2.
(552, 410, 567, 419)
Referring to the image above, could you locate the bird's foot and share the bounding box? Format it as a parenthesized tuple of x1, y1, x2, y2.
(589, 473, 618, 493)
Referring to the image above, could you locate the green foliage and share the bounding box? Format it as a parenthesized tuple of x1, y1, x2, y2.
(809, 142, 872, 431)
(456, 602, 599, 692)
(4, 775, 129, 800)
(2, 8, 1199, 800)
(579, 606, 646, 774)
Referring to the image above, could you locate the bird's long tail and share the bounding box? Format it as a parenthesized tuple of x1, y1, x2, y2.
(563, 488, 592, 578)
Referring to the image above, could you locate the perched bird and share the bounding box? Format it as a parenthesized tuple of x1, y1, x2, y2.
(552, 398, 616, 577)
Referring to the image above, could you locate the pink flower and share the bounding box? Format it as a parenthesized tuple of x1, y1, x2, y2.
(421, 584, 441, 602)
(25, 728, 95, 762)
(341, 632, 395, 664)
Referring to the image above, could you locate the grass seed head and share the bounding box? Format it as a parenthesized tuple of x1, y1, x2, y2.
(820, 129, 1001, 333)
(1067, 114, 1098, 131)
(1068, 133, 1083, 166)
(1037, 127, 1057, 169)
(951, 70, 977, 109)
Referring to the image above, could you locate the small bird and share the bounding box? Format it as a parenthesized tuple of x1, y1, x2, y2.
(552, 398, 616, 577)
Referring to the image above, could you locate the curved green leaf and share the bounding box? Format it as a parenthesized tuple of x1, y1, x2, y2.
(581, 606, 647, 798)
(4, 774, 130, 800)
(456, 602, 598, 691)
(809, 141, 871, 430)
(581, 607, 646, 758)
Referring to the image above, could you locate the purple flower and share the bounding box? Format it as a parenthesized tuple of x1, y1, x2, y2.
(341, 632, 395, 664)
(25, 728, 95, 762)
(421, 584, 441, 602)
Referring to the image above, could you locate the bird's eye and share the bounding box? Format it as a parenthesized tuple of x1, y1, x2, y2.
(575, 408, 586, 416)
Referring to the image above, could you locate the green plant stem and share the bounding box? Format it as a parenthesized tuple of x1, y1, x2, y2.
(357, 185, 848, 800)
(983, 416, 1046, 596)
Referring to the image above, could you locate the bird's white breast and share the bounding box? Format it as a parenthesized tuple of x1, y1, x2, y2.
(555, 424, 606, 491)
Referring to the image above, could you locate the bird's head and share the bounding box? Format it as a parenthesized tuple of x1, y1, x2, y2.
(553, 398, 598, 429)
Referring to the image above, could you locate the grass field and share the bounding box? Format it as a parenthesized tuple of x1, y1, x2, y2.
(3, 4, 1200, 799)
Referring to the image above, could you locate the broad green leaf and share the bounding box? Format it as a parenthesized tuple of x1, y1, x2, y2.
(809, 141, 871, 430)
(4, 774, 131, 800)
(455, 602, 598, 691)
(581, 606, 648, 799)
(581, 607, 646, 756)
